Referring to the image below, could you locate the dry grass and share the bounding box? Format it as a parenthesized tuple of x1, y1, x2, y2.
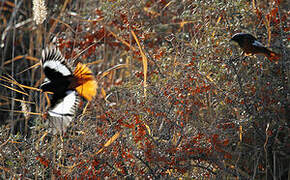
(0, 0, 289, 179)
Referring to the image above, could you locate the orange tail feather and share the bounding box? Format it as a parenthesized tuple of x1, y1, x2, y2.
(73, 63, 97, 101)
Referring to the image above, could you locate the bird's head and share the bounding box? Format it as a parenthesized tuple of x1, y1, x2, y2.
(230, 33, 244, 43)
(230, 33, 256, 44)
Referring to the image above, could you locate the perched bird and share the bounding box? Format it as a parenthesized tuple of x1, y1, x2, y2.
(40, 46, 97, 134)
(230, 33, 280, 61)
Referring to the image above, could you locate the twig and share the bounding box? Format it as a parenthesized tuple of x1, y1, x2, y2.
(133, 153, 158, 179)
(228, 56, 265, 139)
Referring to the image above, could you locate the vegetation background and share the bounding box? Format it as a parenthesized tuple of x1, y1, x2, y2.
(0, 0, 289, 179)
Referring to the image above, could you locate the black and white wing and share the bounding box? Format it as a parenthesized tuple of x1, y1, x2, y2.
(41, 46, 72, 80)
(40, 46, 73, 107)
(46, 90, 79, 134)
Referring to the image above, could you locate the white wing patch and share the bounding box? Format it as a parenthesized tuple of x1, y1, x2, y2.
(47, 90, 79, 134)
(43, 60, 71, 76)
(252, 40, 264, 48)
(48, 91, 78, 117)
(41, 78, 50, 85)
(41, 46, 72, 76)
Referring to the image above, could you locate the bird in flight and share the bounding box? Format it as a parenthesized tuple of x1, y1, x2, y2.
(230, 33, 280, 61)
(40, 46, 97, 134)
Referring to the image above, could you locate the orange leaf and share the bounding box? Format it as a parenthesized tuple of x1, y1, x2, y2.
(224, 152, 232, 159)
(95, 131, 121, 155)
(36, 156, 49, 167)
(131, 30, 148, 97)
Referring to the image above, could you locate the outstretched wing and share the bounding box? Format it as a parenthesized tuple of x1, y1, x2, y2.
(47, 90, 79, 134)
(41, 46, 72, 80)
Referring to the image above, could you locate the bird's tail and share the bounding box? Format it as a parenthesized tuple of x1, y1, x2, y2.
(73, 63, 97, 101)
(264, 48, 281, 62)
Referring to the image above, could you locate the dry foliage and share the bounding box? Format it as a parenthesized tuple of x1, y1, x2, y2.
(0, 0, 289, 179)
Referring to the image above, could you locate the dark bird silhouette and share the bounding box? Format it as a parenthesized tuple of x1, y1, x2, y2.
(40, 46, 97, 133)
(230, 33, 280, 61)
